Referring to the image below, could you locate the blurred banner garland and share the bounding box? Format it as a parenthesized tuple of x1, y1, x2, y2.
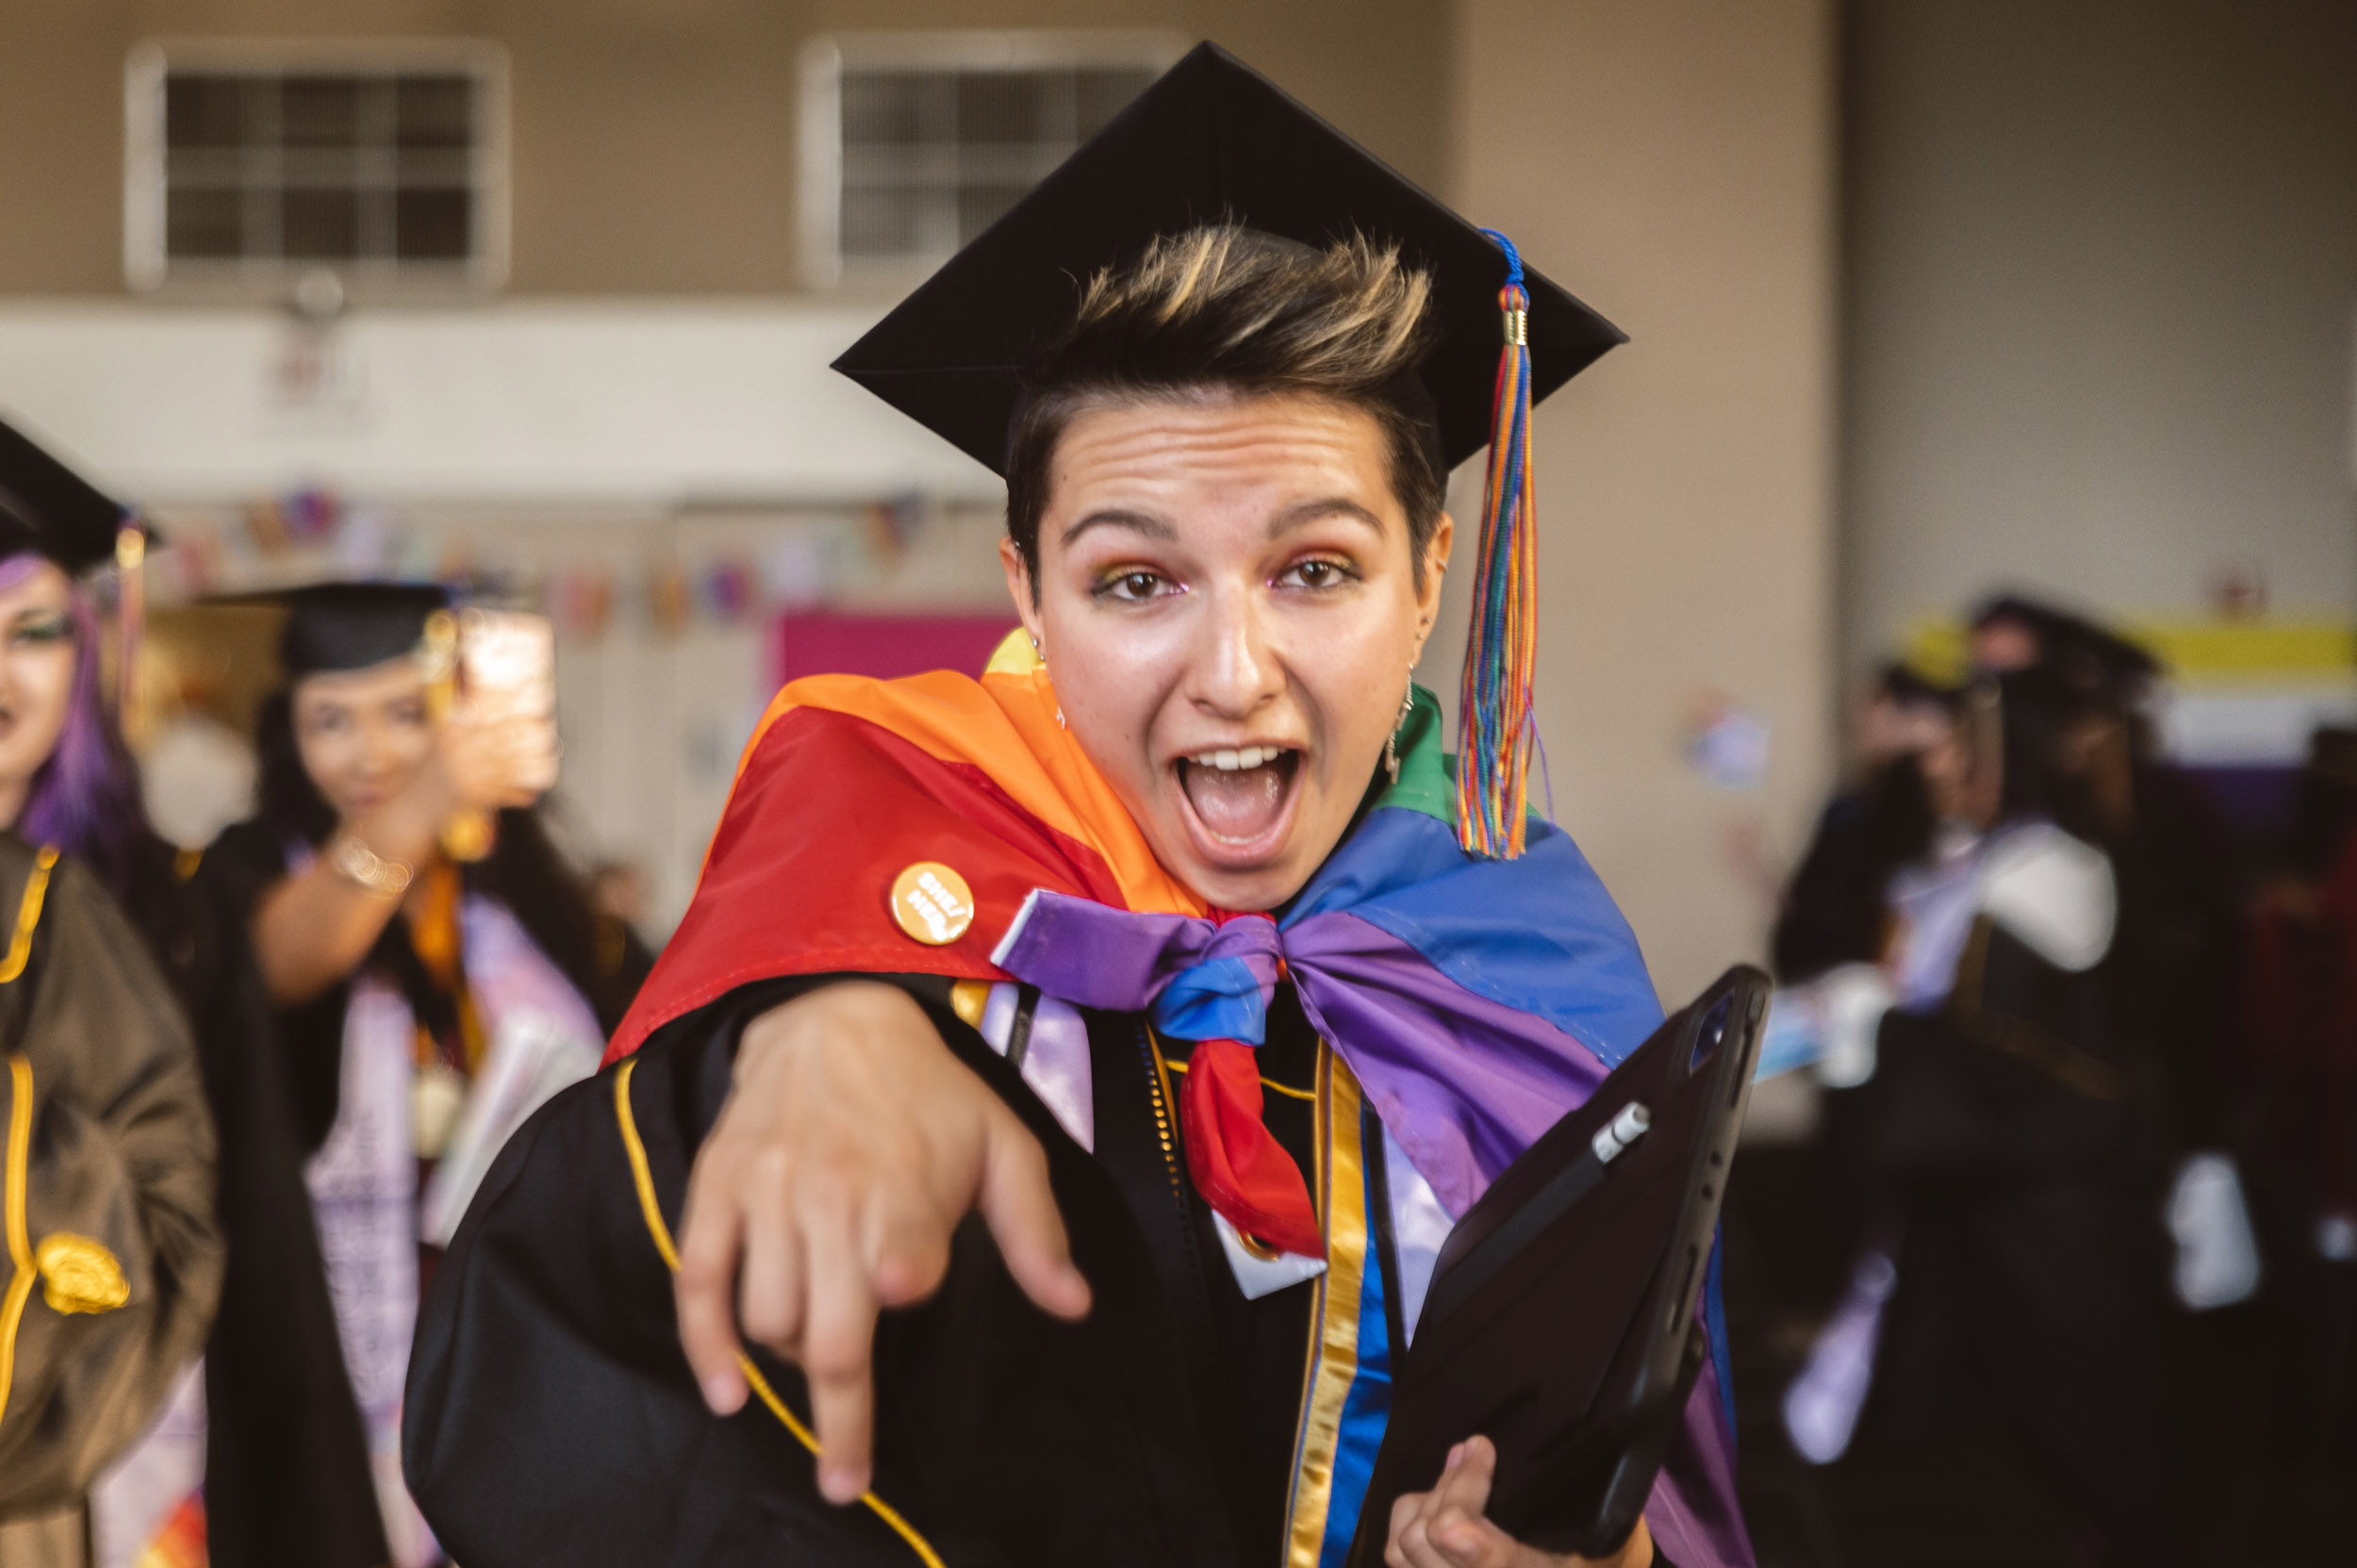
(142, 485, 949, 642)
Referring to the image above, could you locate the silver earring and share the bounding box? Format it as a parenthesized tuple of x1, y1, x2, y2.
(1031, 633, 1064, 726)
(1384, 681, 1413, 783)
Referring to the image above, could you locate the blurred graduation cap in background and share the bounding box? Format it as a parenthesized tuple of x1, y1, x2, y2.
(0, 414, 139, 574)
(259, 582, 453, 679)
(1971, 592, 2163, 710)
(0, 413, 154, 718)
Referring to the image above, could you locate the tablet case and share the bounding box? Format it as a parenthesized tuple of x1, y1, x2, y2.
(1347, 966, 1768, 1564)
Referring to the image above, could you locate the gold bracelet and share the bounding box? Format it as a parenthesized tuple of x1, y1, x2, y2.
(329, 833, 414, 897)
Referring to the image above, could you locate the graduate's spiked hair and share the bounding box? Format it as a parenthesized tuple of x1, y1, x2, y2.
(1005, 223, 1446, 593)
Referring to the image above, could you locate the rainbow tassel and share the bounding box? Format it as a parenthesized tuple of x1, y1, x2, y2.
(1455, 229, 1539, 859)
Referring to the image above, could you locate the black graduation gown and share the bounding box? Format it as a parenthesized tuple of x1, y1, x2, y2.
(109, 834, 388, 1568)
(1771, 760, 1933, 985)
(405, 974, 1373, 1567)
(2103, 762, 2244, 1154)
(188, 811, 651, 1564)
(1838, 916, 2177, 1563)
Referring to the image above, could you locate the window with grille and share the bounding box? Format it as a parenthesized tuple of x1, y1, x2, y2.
(799, 32, 1183, 287)
(124, 41, 507, 297)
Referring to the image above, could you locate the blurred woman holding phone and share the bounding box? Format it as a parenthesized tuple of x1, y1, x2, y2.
(206, 584, 651, 1568)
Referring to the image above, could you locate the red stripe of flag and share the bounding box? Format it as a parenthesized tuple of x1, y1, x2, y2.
(604, 705, 1126, 1064)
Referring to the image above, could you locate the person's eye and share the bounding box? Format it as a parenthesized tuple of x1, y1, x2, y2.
(305, 710, 347, 735)
(1277, 557, 1358, 591)
(8, 614, 72, 648)
(390, 700, 428, 726)
(1096, 569, 1176, 603)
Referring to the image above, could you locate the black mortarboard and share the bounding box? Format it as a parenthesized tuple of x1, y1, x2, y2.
(1971, 593, 2160, 706)
(832, 41, 1624, 475)
(264, 583, 450, 678)
(0, 415, 133, 573)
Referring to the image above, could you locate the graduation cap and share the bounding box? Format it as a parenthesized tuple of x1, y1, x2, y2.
(276, 582, 451, 678)
(833, 42, 1621, 476)
(835, 41, 1619, 857)
(0, 414, 157, 721)
(0, 415, 135, 574)
(1970, 593, 2160, 709)
(206, 582, 451, 680)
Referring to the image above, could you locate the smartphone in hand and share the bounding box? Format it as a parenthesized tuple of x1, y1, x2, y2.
(456, 608, 559, 793)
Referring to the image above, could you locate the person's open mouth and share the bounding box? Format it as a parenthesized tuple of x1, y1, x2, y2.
(1175, 745, 1304, 862)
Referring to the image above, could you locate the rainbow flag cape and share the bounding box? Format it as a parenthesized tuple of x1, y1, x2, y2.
(605, 644, 1752, 1568)
(607, 651, 1661, 1171)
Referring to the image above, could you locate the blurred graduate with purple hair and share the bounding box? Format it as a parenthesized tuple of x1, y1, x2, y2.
(0, 416, 384, 1568)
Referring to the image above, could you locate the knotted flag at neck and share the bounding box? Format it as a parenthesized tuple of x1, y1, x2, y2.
(994, 899, 1323, 1254)
(606, 646, 1665, 1243)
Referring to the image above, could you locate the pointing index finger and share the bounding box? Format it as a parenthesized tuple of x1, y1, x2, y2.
(675, 1151, 750, 1415)
(799, 1206, 882, 1503)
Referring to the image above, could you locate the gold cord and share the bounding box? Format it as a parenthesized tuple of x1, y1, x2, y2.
(1160, 1056, 1317, 1101)
(0, 847, 59, 985)
(0, 850, 121, 1433)
(612, 1060, 947, 1568)
(0, 1054, 35, 1432)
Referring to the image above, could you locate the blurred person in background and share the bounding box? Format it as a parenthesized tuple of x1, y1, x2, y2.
(204, 585, 651, 1568)
(2243, 726, 2357, 1481)
(1785, 668, 2177, 1565)
(1772, 661, 1956, 986)
(1729, 663, 1967, 1565)
(1760, 662, 1955, 1310)
(0, 422, 231, 1568)
(1970, 594, 2247, 1170)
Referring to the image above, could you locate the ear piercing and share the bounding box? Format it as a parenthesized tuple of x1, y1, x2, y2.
(1030, 634, 1065, 728)
(1386, 673, 1416, 784)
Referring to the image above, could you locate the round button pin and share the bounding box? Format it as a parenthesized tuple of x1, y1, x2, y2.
(890, 861, 976, 946)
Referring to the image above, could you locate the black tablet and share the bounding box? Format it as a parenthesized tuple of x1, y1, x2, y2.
(1347, 966, 1768, 1565)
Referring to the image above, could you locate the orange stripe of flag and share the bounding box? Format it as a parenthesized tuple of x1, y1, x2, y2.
(734, 667, 1202, 918)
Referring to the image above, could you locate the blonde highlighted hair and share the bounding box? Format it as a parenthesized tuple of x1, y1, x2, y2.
(1007, 223, 1444, 589)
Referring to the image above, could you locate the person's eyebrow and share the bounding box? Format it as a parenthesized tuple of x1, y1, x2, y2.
(1061, 508, 1178, 547)
(1269, 497, 1387, 537)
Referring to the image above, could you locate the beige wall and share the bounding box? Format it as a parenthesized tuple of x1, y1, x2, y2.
(1448, 0, 1838, 1004)
(0, 0, 1452, 295)
(1841, 0, 2357, 671)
